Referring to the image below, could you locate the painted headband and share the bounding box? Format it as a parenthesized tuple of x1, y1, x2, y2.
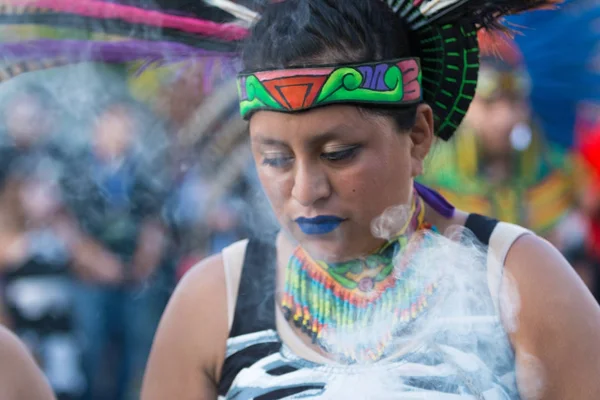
(236, 58, 422, 120)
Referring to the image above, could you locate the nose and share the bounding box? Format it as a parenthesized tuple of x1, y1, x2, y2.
(291, 161, 331, 207)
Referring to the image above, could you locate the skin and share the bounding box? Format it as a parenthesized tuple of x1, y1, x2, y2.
(142, 104, 600, 400)
(0, 325, 56, 400)
(249, 106, 432, 261)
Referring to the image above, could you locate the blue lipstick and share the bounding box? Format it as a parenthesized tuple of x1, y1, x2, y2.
(295, 216, 344, 235)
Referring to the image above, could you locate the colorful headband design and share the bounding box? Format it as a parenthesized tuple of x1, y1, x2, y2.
(236, 58, 422, 120)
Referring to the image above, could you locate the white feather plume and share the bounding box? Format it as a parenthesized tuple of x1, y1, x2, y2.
(203, 0, 260, 27)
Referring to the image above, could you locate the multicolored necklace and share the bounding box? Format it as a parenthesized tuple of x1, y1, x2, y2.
(281, 193, 438, 363)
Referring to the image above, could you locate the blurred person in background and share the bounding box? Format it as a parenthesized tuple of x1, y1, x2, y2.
(0, 84, 63, 159)
(156, 66, 248, 281)
(157, 65, 211, 274)
(0, 85, 86, 399)
(419, 31, 582, 255)
(165, 155, 250, 281)
(60, 98, 170, 400)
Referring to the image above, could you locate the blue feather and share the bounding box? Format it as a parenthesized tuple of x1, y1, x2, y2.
(506, 0, 600, 148)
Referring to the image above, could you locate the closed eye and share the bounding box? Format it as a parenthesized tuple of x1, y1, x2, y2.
(321, 146, 360, 162)
(262, 155, 293, 168)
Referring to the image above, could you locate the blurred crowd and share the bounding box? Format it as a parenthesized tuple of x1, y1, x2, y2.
(0, 4, 597, 400)
(419, 30, 600, 298)
(0, 70, 262, 400)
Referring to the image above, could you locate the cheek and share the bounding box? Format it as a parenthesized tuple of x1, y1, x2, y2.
(256, 164, 292, 212)
(336, 150, 413, 217)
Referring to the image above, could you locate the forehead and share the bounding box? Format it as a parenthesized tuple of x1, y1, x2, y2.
(249, 105, 390, 144)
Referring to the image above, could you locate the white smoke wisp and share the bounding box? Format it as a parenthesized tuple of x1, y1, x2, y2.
(304, 207, 546, 398)
(516, 352, 547, 400)
(371, 202, 413, 240)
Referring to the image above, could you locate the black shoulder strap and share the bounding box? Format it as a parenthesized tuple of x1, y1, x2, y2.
(463, 213, 499, 246)
(229, 235, 278, 338)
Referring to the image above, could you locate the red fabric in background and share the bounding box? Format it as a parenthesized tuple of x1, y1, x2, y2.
(578, 123, 600, 174)
(576, 115, 600, 258)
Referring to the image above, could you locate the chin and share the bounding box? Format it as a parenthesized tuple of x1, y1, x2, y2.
(298, 236, 376, 263)
(284, 223, 380, 262)
(301, 242, 347, 262)
(286, 229, 344, 262)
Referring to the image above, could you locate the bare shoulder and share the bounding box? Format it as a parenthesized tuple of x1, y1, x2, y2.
(0, 325, 55, 400)
(142, 253, 229, 400)
(175, 252, 228, 317)
(504, 234, 600, 400)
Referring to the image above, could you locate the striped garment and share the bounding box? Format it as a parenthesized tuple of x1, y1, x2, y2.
(220, 328, 519, 399)
(218, 215, 524, 399)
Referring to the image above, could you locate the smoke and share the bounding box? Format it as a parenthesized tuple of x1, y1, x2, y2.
(371, 202, 414, 240)
(297, 203, 544, 398)
(516, 352, 546, 400)
(238, 160, 280, 236)
(0, 3, 220, 311)
(0, 3, 550, 398)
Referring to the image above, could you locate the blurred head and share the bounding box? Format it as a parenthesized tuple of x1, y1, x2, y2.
(4, 84, 60, 147)
(242, 0, 434, 261)
(2, 156, 63, 224)
(92, 101, 139, 161)
(463, 31, 531, 156)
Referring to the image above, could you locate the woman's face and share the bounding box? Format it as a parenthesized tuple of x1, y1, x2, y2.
(250, 105, 433, 261)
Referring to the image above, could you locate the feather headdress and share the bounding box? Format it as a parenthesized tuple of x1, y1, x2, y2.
(0, 0, 566, 192)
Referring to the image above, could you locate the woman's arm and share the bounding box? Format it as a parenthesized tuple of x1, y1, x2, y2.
(0, 326, 55, 400)
(505, 235, 600, 400)
(141, 254, 229, 400)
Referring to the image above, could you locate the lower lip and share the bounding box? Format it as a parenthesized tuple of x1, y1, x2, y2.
(296, 221, 342, 235)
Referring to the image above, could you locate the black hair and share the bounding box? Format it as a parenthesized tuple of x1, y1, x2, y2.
(241, 0, 419, 131)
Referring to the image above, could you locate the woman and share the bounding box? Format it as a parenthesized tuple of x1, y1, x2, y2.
(142, 1, 600, 399)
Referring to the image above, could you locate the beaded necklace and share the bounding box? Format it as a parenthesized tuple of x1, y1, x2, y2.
(281, 193, 438, 363)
